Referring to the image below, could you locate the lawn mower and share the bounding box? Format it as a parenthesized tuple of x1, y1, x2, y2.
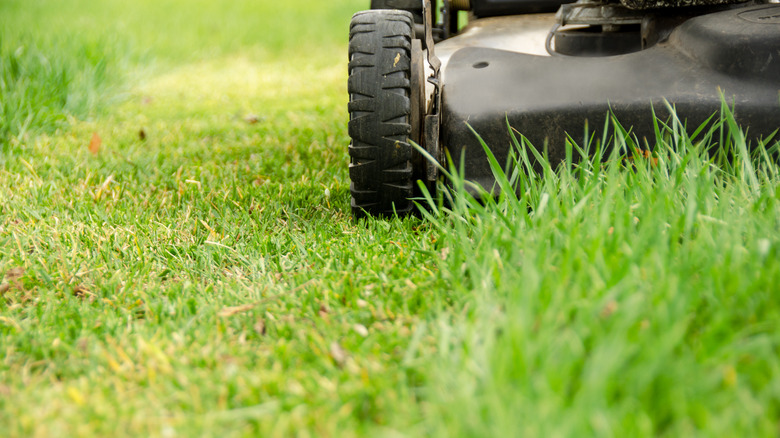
(347, 0, 780, 217)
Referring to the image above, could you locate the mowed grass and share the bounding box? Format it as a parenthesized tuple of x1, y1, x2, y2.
(2, 0, 780, 436)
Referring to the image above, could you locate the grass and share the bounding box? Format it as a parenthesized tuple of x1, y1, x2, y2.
(415, 108, 780, 435)
(2, 0, 780, 436)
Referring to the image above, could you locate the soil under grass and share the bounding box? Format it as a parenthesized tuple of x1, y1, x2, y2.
(2, 1, 779, 436)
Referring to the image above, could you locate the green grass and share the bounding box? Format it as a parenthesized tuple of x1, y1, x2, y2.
(2, 1, 780, 436)
(415, 109, 780, 435)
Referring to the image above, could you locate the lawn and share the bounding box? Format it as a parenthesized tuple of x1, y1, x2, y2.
(1, 0, 779, 436)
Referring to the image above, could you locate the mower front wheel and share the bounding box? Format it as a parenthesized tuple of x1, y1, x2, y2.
(348, 10, 423, 218)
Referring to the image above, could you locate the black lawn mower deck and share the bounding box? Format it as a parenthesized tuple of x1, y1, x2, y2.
(348, 0, 780, 217)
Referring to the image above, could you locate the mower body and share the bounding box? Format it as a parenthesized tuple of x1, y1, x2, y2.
(438, 4, 780, 188)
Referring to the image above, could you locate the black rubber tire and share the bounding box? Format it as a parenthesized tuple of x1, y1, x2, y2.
(348, 10, 416, 218)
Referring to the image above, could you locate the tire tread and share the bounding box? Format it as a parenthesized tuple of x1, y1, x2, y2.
(348, 10, 415, 218)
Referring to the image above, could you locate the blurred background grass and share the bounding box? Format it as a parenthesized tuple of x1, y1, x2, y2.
(0, 0, 363, 148)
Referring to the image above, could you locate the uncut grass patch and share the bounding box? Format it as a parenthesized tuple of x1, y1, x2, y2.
(414, 106, 780, 436)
